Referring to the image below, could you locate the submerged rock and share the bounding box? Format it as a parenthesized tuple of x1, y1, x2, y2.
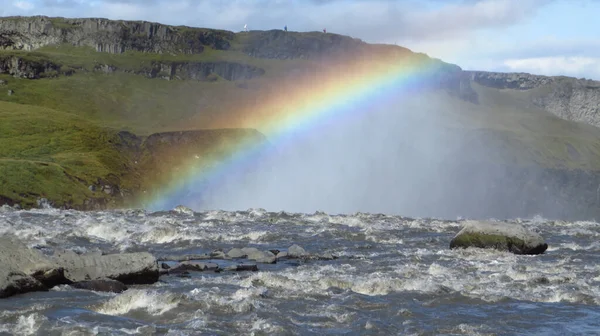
(449, 220, 548, 255)
(71, 279, 128, 293)
(52, 250, 159, 284)
(170, 261, 219, 273)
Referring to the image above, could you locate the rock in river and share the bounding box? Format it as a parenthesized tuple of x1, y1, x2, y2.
(0, 236, 68, 298)
(449, 220, 548, 255)
(71, 279, 128, 293)
(52, 249, 159, 285)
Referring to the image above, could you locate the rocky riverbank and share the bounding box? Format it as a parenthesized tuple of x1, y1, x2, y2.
(0, 232, 338, 299)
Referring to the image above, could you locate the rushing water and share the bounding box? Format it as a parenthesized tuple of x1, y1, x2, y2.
(0, 205, 599, 335)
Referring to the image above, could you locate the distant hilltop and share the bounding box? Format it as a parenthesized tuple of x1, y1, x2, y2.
(1, 15, 600, 128)
(0, 15, 415, 60)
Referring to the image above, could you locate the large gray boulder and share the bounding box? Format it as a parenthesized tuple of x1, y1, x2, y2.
(53, 250, 159, 285)
(449, 220, 548, 255)
(0, 236, 68, 298)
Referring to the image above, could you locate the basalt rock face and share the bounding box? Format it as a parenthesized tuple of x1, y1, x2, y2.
(467, 71, 600, 128)
(241, 30, 367, 60)
(0, 16, 233, 54)
(0, 55, 70, 79)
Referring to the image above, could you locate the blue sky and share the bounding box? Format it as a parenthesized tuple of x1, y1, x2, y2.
(2, 0, 599, 79)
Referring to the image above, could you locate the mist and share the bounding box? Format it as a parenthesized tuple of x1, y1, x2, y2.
(182, 89, 468, 217)
(169, 86, 595, 220)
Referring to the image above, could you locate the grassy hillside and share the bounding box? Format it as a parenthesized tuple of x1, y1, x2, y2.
(0, 100, 139, 208)
(2, 19, 600, 209)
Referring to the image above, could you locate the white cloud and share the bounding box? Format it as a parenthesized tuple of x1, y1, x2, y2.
(503, 56, 600, 79)
(13, 0, 34, 10)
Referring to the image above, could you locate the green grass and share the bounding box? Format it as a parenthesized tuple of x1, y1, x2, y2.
(3, 27, 600, 209)
(0, 101, 138, 208)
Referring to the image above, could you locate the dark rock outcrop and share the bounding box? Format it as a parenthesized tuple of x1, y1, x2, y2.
(0, 55, 69, 79)
(466, 71, 600, 128)
(241, 30, 366, 60)
(71, 279, 128, 293)
(450, 220, 548, 255)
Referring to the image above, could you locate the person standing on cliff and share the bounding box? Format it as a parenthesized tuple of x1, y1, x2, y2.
(244, 24, 248, 32)
(284, 25, 287, 32)
(323, 28, 327, 33)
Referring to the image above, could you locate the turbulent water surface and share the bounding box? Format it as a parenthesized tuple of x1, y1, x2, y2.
(0, 206, 599, 335)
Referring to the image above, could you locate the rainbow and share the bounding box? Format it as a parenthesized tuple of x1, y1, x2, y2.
(144, 53, 446, 211)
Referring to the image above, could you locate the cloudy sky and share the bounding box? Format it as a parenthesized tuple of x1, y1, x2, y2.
(1, 0, 598, 79)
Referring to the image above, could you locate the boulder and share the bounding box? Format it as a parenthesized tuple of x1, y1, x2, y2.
(71, 279, 128, 293)
(247, 250, 276, 264)
(449, 220, 548, 255)
(0, 270, 47, 298)
(288, 244, 308, 258)
(0, 236, 69, 298)
(227, 248, 247, 258)
(53, 250, 159, 284)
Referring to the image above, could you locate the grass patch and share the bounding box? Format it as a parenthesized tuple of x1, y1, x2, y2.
(0, 100, 138, 208)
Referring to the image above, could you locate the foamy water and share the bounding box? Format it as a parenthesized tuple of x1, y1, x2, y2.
(0, 206, 599, 335)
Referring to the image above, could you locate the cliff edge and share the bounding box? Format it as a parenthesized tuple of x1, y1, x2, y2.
(467, 71, 600, 128)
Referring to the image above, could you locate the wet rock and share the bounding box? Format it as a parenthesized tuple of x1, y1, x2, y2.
(170, 261, 219, 273)
(71, 279, 128, 293)
(227, 248, 247, 258)
(276, 251, 288, 259)
(210, 250, 227, 259)
(53, 250, 159, 284)
(247, 250, 276, 264)
(241, 247, 261, 256)
(157, 254, 211, 262)
(288, 244, 308, 258)
(161, 262, 170, 269)
(0, 271, 47, 298)
(224, 264, 259, 272)
(449, 220, 548, 255)
(268, 249, 280, 255)
(0, 236, 69, 298)
(317, 252, 336, 261)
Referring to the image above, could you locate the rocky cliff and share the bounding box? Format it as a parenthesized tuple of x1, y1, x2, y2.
(0, 16, 232, 54)
(467, 71, 600, 128)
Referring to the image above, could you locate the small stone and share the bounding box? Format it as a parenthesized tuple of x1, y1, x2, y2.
(7, 89, 13, 96)
(210, 250, 226, 259)
(0, 79, 6, 86)
(224, 264, 258, 272)
(88, 185, 96, 192)
(288, 244, 308, 258)
(161, 262, 170, 269)
(318, 252, 336, 260)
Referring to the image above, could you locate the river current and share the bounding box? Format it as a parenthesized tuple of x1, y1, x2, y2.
(0, 205, 599, 335)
